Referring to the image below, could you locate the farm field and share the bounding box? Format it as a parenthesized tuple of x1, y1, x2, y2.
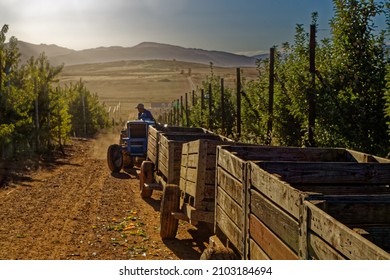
(60, 60, 257, 121)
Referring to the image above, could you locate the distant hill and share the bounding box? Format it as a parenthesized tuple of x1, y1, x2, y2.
(16, 41, 258, 67)
(17, 41, 76, 64)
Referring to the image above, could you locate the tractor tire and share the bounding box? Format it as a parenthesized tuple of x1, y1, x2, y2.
(107, 144, 123, 173)
(139, 161, 154, 198)
(200, 246, 238, 260)
(160, 184, 180, 239)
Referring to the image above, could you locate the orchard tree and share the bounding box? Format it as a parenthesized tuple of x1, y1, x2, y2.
(326, 0, 389, 155)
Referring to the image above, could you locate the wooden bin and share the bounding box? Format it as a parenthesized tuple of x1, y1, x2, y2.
(147, 125, 213, 167)
(159, 133, 228, 185)
(248, 161, 390, 260)
(179, 139, 228, 224)
(214, 145, 390, 259)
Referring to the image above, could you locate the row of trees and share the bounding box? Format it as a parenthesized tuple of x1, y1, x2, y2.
(163, 0, 389, 157)
(0, 25, 110, 158)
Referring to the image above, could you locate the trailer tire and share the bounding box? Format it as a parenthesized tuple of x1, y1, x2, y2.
(160, 184, 180, 239)
(107, 144, 123, 173)
(200, 246, 238, 260)
(139, 161, 154, 198)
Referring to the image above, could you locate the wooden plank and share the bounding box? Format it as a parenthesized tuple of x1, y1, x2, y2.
(249, 162, 304, 218)
(306, 201, 390, 259)
(295, 184, 390, 195)
(250, 189, 299, 253)
(307, 232, 346, 260)
(218, 145, 390, 163)
(216, 205, 243, 255)
(217, 147, 245, 181)
(217, 186, 243, 228)
(183, 168, 215, 187)
(194, 140, 208, 207)
(219, 145, 348, 162)
(181, 166, 197, 183)
(180, 153, 215, 169)
(168, 141, 177, 184)
(346, 149, 390, 163)
(249, 239, 270, 260)
(217, 166, 244, 207)
(257, 162, 390, 185)
(183, 204, 214, 224)
(249, 214, 299, 260)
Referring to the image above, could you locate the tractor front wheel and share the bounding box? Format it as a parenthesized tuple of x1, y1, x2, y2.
(107, 144, 123, 173)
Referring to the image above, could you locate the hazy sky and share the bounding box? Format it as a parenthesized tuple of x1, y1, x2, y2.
(0, 0, 387, 54)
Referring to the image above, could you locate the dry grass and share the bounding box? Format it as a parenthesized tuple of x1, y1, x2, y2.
(60, 60, 257, 121)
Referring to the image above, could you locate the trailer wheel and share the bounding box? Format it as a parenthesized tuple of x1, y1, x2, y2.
(139, 161, 154, 198)
(160, 184, 180, 239)
(107, 144, 123, 173)
(200, 246, 238, 260)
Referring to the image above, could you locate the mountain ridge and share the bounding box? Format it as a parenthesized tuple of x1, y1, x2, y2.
(16, 41, 263, 67)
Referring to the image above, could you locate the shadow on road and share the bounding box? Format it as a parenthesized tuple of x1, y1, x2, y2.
(162, 223, 213, 260)
(110, 172, 131, 179)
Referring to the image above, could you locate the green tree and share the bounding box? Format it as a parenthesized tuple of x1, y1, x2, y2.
(326, 0, 389, 155)
(67, 80, 110, 137)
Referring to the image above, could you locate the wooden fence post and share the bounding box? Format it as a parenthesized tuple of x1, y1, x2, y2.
(236, 68, 241, 139)
(180, 95, 183, 126)
(308, 24, 316, 147)
(267, 47, 275, 144)
(208, 83, 213, 130)
(201, 89, 205, 127)
(185, 92, 189, 127)
(221, 78, 225, 134)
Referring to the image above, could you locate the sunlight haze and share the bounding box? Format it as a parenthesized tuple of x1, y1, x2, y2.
(0, 0, 386, 54)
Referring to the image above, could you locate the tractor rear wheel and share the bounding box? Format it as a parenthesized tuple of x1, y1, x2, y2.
(160, 184, 180, 239)
(107, 144, 123, 173)
(139, 161, 154, 198)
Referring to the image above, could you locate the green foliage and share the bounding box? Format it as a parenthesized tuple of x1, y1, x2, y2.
(0, 25, 110, 158)
(189, 63, 236, 137)
(67, 80, 110, 137)
(182, 1, 389, 156)
(325, 0, 388, 155)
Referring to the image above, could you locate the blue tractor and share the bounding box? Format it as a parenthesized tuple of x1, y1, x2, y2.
(107, 119, 156, 173)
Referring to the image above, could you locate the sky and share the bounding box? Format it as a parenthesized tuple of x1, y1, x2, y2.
(0, 0, 387, 55)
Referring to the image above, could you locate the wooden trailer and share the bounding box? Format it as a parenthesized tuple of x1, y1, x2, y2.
(138, 126, 232, 239)
(139, 125, 214, 198)
(204, 145, 390, 260)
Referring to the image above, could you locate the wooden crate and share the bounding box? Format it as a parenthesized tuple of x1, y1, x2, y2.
(179, 139, 228, 224)
(248, 161, 390, 260)
(147, 125, 213, 167)
(158, 133, 228, 185)
(215, 145, 390, 259)
(147, 125, 163, 166)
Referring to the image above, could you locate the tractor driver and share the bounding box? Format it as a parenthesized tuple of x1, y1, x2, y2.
(136, 103, 154, 121)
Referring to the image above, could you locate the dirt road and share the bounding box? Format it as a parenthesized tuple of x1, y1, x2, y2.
(0, 133, 211, 260)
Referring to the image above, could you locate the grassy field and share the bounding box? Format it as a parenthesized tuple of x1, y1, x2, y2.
(60, 60, 257, 122)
